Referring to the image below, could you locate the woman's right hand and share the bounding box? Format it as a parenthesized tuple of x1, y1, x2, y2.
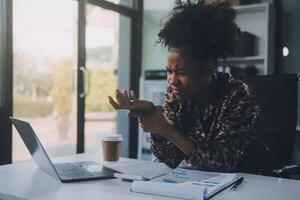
(108, 89, 155, 112)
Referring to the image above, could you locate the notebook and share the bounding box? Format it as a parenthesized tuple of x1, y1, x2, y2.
(130, 167, 239, 200)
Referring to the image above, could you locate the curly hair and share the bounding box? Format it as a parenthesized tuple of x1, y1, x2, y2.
(157, 0, 241, 65)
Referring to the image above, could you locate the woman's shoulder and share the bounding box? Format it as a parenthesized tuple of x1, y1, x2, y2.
(214, 72, 254, 98)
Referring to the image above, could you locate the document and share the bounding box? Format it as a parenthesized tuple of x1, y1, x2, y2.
(130, 168, 238, 200)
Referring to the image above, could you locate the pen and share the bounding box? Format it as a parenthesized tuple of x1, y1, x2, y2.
(206, 176, 245, 200)
(230, 177, 244, 191)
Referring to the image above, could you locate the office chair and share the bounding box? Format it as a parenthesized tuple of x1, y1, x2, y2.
(238, 74, 299, 178)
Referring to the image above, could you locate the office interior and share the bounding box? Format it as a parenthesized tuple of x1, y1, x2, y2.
(0, 0, 300, 181)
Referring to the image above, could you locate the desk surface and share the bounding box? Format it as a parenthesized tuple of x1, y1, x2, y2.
(1, 153, 300, 200)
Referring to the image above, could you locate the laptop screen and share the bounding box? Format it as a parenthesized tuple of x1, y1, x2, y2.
(10, 117, 61, 181)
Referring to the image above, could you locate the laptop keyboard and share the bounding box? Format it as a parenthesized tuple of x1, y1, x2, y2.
(54, 162, 97, 179)
(110, 162, 172, 180)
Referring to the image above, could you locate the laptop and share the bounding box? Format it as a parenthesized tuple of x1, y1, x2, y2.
(10, 117, 116, 183)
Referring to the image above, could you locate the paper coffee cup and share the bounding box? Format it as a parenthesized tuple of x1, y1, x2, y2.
(100, 134, 123, 161)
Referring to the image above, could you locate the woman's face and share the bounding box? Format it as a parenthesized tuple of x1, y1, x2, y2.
(166, 50, 206, 101)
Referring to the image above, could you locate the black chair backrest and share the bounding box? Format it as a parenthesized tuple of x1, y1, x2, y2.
(238, 74, 298, 168)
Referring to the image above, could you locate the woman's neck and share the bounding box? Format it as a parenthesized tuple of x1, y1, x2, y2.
(193, 89, 211, 106)
(193, 74, 214, 106)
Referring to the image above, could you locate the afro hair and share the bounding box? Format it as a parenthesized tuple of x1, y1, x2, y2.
(157, 0, 241, 64)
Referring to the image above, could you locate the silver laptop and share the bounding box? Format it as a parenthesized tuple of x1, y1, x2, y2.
(10, 117, 116, 183)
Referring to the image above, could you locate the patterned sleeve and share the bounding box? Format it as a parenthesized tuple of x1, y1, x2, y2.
(150, 134, 184, 168)
(150, 86, 184, 168)
(188, 83, 260, 172)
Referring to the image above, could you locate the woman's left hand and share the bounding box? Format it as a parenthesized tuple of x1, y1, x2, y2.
(139, 106, 173, 137)
(140, 106, 195, 156)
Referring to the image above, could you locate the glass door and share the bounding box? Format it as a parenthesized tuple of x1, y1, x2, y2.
(12, 0, 78, 161)
(10, 0, 138, 162)
(84, 2, 132, 155)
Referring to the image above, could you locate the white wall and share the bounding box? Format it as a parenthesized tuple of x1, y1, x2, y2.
(117, 15, 131, 157)
(141, 0, 175, 75)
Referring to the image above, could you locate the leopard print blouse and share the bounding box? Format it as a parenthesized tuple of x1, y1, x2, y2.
(151, 72, 267, 172)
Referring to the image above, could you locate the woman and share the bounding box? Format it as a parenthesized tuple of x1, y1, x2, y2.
(108, 1, 268, 173)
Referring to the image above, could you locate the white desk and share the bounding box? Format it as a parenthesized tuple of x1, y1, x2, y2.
(0, 153, 300, 200)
